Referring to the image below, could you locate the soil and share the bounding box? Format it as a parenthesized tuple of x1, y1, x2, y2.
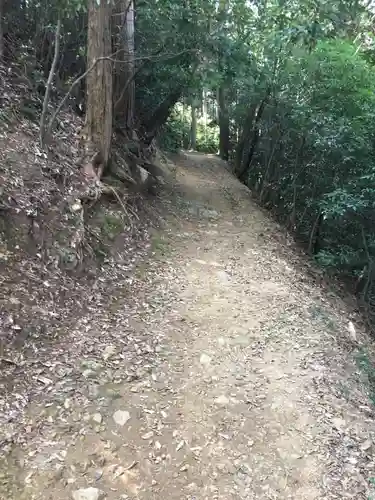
(1, 152, 375, 500)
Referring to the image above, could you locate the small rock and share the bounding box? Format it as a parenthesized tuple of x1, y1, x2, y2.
(72, 487, 105, 500)
(200, 353, 211, 366)
(92, 413, 103, 425)
(361, 439, 372, 451)
(217, 270, 230, 283)
(54, 466, 64, 481)
(332, 417, 346, 430)
(347, 321, 357, 342)
(103, 345, 116, 361)
(201, 209, 219, 219)
(113, 410, 131, 426)
(94, 469, 103, 481)
(88, 385, 100, 398)
(137, 165, 150, 184)
(82, 360, 101, 370)
(215, 395, 229, 405)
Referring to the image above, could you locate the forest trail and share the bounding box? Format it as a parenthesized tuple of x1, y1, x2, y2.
(1, 153, 375, 500)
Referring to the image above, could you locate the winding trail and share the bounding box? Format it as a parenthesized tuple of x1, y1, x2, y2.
(1, 153, 375, 499)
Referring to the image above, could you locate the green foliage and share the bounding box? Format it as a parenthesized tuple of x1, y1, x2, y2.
(355, 348, 375, 406)
(195, 124, 218, 154)
(158, 111, 190, 152)
(100, 212, 124, 241)
(159, 105, 219, 153)
(237, 36, 375, 300)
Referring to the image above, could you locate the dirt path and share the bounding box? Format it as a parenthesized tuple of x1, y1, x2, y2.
(1, 153, 375, 500)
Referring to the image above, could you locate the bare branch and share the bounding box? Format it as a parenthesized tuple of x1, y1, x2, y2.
(40, 17, 61, 148)
(47, 48, 196, 137)
(114, 46, 165, 113)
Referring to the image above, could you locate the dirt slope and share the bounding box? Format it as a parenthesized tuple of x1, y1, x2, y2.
(1, 152, 375, 500)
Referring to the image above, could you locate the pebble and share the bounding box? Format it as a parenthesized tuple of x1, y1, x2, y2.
(103, 345, 116, 361)
(113, 410, 131, 426)
(332, 417, 346, 430)
(72, 487, 105, 500)
(82, 369, 95, 379)
(92, 413, 103, 424)
(94, 469, 103, 481)
(200, 353, 211, 366)
(215, 395, 230, 405)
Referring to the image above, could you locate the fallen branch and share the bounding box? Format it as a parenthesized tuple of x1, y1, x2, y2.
(85, 225, 106, 245)
(67, 181, 138, 264)
(101, 182, 139, 222)
(0, 357, 18, 366)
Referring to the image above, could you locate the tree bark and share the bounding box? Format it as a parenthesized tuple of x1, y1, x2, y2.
(236, 91, 270, 181)
(84, 0, 113, 174)
(0, 0, 4, 60)
(190, 104, 197, 150)
(217, 85, 229, 160)
(217, 0, 230, 161)
(202, 88, 208, 145)
(234, 104, 256, 174)
(113, 0, 135, 129)
(143, 88, 183, 143)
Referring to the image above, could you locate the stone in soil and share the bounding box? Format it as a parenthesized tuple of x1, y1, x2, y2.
(113, 410, 131, 426)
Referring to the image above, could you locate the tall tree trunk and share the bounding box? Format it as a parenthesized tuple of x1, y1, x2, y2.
(0, 0, 4, 60)
(202, 88, 208, 145)
(235, 104, 256, 174)
(236, 91, 270, 181)
(217, 85, 229, 160)
(190, 105, 197, 150)
(84, 0, 113, 176)
(143, 88, 183, 144)
(217, 0, 230, 161)
(182, 97, 188, 148)
(113, 0, 135, 130)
